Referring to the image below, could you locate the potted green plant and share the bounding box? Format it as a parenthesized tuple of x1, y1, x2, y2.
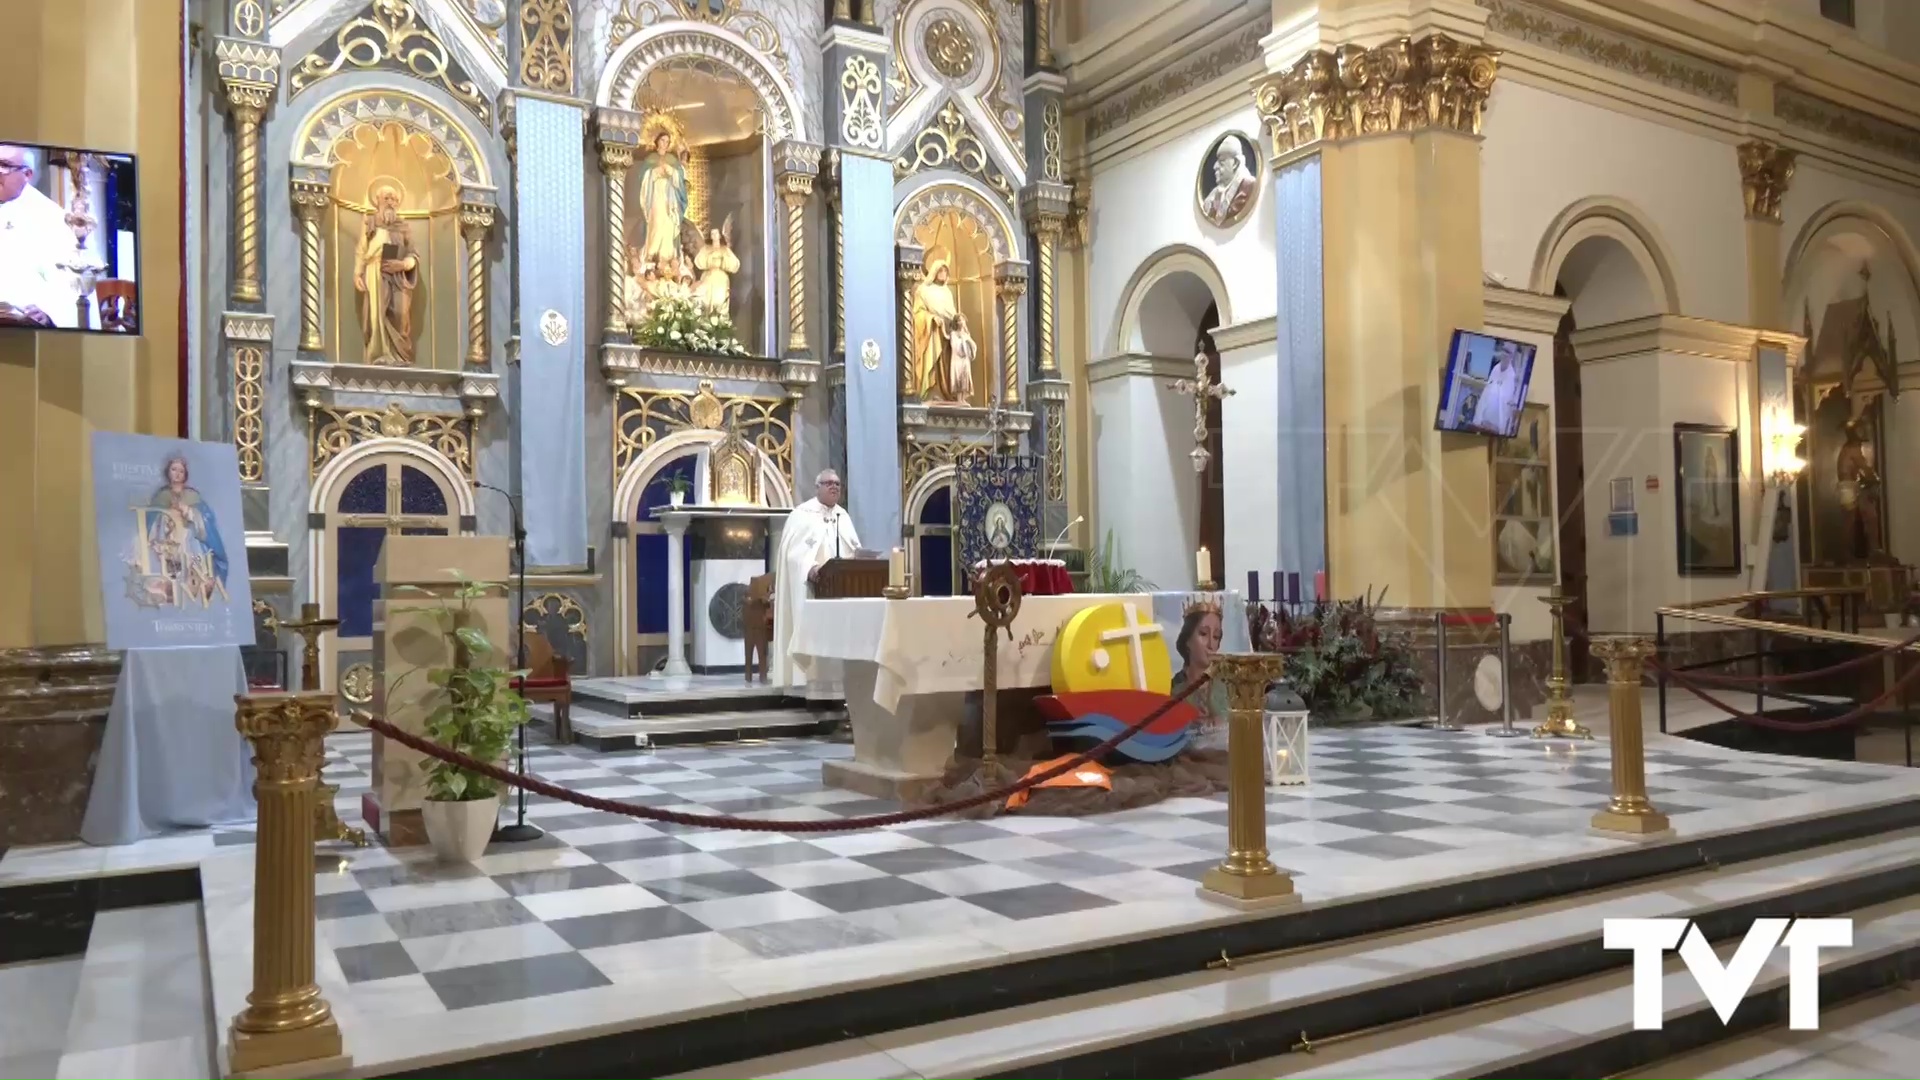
(1085, 529, 1156, 593)
(666, 473, 692, 507)
(395, 572, 530, 863)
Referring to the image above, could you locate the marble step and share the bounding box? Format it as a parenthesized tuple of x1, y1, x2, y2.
(1619, 982, 1920, 1079)
(671, 829, 1920, 1080)
(1207, 892, 1920, 1079)
(533, 704, 846, 750)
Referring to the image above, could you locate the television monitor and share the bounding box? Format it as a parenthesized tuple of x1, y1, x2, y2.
(0, 142, 140, 334)
(1435, 329, 1536, 439)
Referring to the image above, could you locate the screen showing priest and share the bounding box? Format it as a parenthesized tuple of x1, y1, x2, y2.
(0, 142, 140, 333)
(769, 469, 864, 690)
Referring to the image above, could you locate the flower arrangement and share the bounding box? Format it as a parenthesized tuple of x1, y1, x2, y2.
(632, 296, 751, 357)
(1248, 587, 1424, 723)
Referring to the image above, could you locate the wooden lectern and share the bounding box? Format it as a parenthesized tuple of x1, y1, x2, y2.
(815, 558, 888, 599)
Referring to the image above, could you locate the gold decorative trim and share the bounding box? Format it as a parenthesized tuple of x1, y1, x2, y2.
(614, 386, 794, 482)
(1034, 0, 1054, 69)
(1041, 99, 1063, 183)
(897, 248, 924, 394)
(224, 312, 275, 341)
(840, 53, 885, 151)
(1478, 0, 1736, 106)
(1252, 34, 1500, 160)
(339, 662, 375, 705)
(219, 46, 277, 307)
(599, 343, 782, 383)
(1084, 17, 1264, 141)
(290, 172, 329, 352)
(1737, 139, 1796, 223)
(599, 141, 634, 337)
(294, 91, 490, 188)
(522, 593, 588, 652)
(776, 141, 822, 358)
(895, 102, 1016, 206)
(607, 1, 794, 104)
(995, 266, 1026, 407)
(923, 16, 975, 80)
(894, 182, 1012, 262)
(518, 0, 574, 94)
(291, 0, 491, 128)
(310, 402, 475, 479)
(459, 200, 495, 366)
(902, 438, 987, 498)
(1044, 408, 1065, 501)
(1777, 86, 1920, 165)
(234, 346, 267, 484)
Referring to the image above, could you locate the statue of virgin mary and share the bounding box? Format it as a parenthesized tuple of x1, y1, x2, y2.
(637, 132, 688, 273)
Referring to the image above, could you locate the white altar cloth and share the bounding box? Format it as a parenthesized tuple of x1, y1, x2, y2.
(791, 593, 1130, 712)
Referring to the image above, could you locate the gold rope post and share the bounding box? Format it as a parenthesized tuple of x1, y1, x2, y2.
(1590, 636, 1673, 839)
(1199, 652, 1299, 908)
(1532, 584, 1593, 739)
(228, 692, 346, 1074)
(278, 603, 366, 847)
(600, 142, 633, 337)
(460, 201, 494, 367)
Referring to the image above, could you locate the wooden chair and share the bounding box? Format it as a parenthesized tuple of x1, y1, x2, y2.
(515, 631, 575, 743)
(94, 280, 137, 333)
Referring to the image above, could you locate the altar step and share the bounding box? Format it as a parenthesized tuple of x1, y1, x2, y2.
(669, 831, 1920, 1080)
(532, 702, 844, 751)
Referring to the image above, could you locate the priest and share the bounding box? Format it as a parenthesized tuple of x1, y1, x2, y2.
(770, 469, 862, 691)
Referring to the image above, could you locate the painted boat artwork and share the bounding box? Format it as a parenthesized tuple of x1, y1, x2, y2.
(1035, 689, 1200, 764)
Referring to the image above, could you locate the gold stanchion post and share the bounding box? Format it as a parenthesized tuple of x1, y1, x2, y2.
(278, 603, 367, 847)
(1590, 636, 1673, 840)
(228, 692, 347, 1075)
(1199, 652, 1299, 908)
(1532, 584, 1593, 740)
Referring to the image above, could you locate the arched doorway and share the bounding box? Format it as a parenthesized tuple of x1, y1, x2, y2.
(631, 452, 699, 675)
(907, 466, 962, 596)
(311, 448, 466, 702)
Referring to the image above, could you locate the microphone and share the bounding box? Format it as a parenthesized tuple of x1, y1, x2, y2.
(1047, 515, 1085, 558)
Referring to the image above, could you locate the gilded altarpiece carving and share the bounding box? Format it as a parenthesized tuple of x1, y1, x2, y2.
(613, 383, 795, 486)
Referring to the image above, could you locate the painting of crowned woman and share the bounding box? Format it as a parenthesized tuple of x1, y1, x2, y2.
(90, 432, 253, 650)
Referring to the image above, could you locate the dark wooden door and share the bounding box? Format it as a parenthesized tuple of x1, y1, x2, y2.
(1552, 308, 1593, 682)
(1198, 305, 1224, 574)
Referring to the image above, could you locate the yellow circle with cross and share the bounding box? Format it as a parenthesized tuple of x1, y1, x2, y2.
(1051, 600, 1173, 695)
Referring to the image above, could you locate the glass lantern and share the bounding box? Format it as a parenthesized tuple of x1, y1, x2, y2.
(1263, 681, 1310, 786)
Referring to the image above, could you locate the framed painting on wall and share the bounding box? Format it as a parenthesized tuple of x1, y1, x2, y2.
(1491, 403, 1556, 586)
(1674, 423, 1742, 576)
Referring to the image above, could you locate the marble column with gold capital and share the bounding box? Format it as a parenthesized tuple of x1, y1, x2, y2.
(459, 188, 498, 368)
(1253, 32, 1500, 609)
(896, 243, 925, 395)
(289, 167, 330, 354)
(775, 140, 824, 360)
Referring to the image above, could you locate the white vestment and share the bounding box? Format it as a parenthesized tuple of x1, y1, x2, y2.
(0, 184, 79, 328)
(1472, 361, 1522, 433)
(770, 497, 862, 690)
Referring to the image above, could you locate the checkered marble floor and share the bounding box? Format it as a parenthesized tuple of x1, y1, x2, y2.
(193, 726, 1917, 1037)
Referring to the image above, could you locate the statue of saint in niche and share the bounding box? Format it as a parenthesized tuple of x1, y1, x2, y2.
(636, 132, 689, 277)
(1837, 416, 1887, 561)
(911, 256, 965, 403)
(353, 184, 419, 365)
(693, 217, 738, 316)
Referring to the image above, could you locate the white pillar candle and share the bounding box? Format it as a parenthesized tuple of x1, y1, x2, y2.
(888, 547, 906, 588)
(1196, 546, 1212, 586)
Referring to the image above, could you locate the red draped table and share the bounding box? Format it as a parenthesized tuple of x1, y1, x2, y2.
(971, 559, 1073, 596)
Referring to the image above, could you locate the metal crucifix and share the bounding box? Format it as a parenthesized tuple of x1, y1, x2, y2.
(1170, 349, 1234, 473)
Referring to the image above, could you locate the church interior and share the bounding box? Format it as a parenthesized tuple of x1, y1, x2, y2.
(10, 0, 1920, 1076)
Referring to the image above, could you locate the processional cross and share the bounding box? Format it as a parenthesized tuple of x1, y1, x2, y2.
(1170, 350, 1234, 473)
(983, 394, 1016, 455)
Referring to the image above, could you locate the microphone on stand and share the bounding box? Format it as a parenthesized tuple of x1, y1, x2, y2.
(1046, 515, 1085, 558)
(473, 481, 543, 844)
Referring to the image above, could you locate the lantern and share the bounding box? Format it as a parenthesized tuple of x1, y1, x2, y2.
(1263, 681, 1310, 786)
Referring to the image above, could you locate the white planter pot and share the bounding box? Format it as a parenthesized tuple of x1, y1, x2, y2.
(669, 491, 685, 507)
(421, 795, 500, 863)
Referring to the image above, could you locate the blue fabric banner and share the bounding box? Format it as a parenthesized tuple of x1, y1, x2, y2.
(515, 96, 589, 568)
(1274, 157, 1326, 581)
(840, 153, 902, 547)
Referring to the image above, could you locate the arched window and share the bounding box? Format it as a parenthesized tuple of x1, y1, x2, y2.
(632, 453, 698, 670)
(915, 482, 960, 597)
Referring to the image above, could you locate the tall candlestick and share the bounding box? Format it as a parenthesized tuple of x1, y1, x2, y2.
(1247, 570, 1260, 603)
(1314, 570, 1328, 602)
(1288, 572, 1300, 604)
(1196, 546, 1212, 587)
(1272, 571, 1283, 606)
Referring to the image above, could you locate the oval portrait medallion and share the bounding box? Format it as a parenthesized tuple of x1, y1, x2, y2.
(1195, 131, 1260, 230)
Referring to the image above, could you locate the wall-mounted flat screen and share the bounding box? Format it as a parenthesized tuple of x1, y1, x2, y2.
(0, 142, 140, 334)
(1435, 329, 1536, 439)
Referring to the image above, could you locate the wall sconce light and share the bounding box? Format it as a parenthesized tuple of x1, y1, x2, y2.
(1764, 421, 1807, 486)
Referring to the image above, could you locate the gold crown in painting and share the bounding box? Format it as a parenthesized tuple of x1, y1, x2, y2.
(1182, 593, 1223, 619)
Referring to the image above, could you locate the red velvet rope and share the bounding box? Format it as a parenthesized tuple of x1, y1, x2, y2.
(1661, 626, 1920, 689)
(1651, 656, 1920, 732)
(360, 676, 1211, 833)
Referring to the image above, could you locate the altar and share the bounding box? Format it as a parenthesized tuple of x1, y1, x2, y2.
(793, 591, 1249, 796)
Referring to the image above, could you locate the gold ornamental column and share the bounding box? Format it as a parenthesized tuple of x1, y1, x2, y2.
(598, 138, 634, 338)
(1590, 637, 1673, 839)
(827, 158, 846, 359)
(1023, 182, 1072, 505)
(1255, 34, 1499, 608)
(228, 692, 346, 1074)
(1199, 652, 1299, 908)
(216, 38, 280, 306)
(994, 262, 1027, 407)
(896, 243, 926, 395)
(289, 168, 329, 353)
(1738, 136, 1796, 330)
(459, 190, 497, 368)
(775, 140, 824, 359)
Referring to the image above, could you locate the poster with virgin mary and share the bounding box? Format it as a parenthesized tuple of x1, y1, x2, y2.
(91, 432, 253, 650)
